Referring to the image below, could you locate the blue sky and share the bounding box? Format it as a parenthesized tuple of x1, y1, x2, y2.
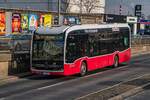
(105, 0, 150, 19)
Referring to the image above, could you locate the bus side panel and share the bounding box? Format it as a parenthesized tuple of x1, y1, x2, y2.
(63, 48, 131, 76)
(86, 55, 109, 71)
(118, 48, 131, 63)
(108, 53, 116, 66)
(64, 56, 103, 75)
(108, 48, 131, 66)
(87, 57, 99, 71)
(63, 64, 78, 76)
(64, 59, 83, 76)
(97, 55, 109, 68)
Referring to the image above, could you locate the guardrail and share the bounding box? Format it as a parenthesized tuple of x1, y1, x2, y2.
(131, 35, 150, 46)
(131, 35, 150, 55)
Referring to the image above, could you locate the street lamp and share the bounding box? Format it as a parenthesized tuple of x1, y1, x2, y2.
(80, 0, 83, 13)
(119, 0, 123, 15)
(48, 0, 50, 10)
(58, 0, 61, 25)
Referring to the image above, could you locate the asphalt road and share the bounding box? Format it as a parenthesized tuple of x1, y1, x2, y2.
(0, 54, 150, 100)
(126, 85, 150, 100)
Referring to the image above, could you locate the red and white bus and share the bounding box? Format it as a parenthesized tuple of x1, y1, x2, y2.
(31, 24, 131, 76)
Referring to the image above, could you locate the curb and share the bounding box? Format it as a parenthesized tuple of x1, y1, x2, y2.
(109, 83, 150, 100)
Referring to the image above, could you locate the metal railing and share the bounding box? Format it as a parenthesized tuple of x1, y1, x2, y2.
(131, 35, 150, 46)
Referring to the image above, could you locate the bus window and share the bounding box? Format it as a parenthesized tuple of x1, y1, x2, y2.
(33, 33, 64, 66)
(88, 29, 100, 56)
(120, 28, 130, 49)
(98, 28, 112, 55)
(66, 30, 88, 63)
(66, 33, 77, 63)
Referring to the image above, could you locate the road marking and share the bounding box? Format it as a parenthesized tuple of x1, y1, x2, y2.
(0, 98, 5, 100)
(75, 73, 150, 100)
(37, 65, 129, 90)
(109, 82, 150, 100)
(37, 81, 67, 90)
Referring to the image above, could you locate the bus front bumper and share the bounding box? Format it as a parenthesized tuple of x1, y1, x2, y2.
(31, 68, 64, 76)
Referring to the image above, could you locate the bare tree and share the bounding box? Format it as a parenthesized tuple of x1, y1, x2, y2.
(82, 0, 100, 13)
(71, 0, 100, 13)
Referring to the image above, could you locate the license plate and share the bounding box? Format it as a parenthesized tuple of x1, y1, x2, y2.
(43, 72, 49, 75)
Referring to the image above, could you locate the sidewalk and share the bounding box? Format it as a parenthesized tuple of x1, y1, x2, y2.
(0, 72, 32, 85)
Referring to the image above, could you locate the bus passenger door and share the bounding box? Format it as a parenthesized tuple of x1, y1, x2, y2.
(97, 29, 110, 68)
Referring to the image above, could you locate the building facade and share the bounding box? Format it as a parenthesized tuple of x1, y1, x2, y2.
(0, 0, 106, 13)
(68, 0, 105, 14)
(105, 0, 150, 19)
(0, 0, 68, 12)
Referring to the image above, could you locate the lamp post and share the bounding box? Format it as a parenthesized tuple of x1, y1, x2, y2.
(58, 0, 61, 25)
(119, 0, 123, 15)
(48, 0, 50, 10)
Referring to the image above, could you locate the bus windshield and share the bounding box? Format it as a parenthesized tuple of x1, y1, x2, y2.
(33, 34, 64, 63)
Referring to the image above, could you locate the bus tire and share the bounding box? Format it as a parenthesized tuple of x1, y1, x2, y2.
(113, 56, 119, 68)
(80, 62, 87, 76)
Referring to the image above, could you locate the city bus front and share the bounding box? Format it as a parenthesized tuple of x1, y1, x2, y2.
(31, 32, 65, 75)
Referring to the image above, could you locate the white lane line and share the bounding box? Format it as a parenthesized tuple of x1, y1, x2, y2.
(109, 82, 150, 100)
(75, 73, 150, 100)
(37, 65, 129, 90)
(37, 81, 67, 90)
(0, 98, 5, 100)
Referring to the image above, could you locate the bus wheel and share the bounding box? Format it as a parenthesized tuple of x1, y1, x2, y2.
(113, 56, 119, 68)
(80, 62, 87, 76)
